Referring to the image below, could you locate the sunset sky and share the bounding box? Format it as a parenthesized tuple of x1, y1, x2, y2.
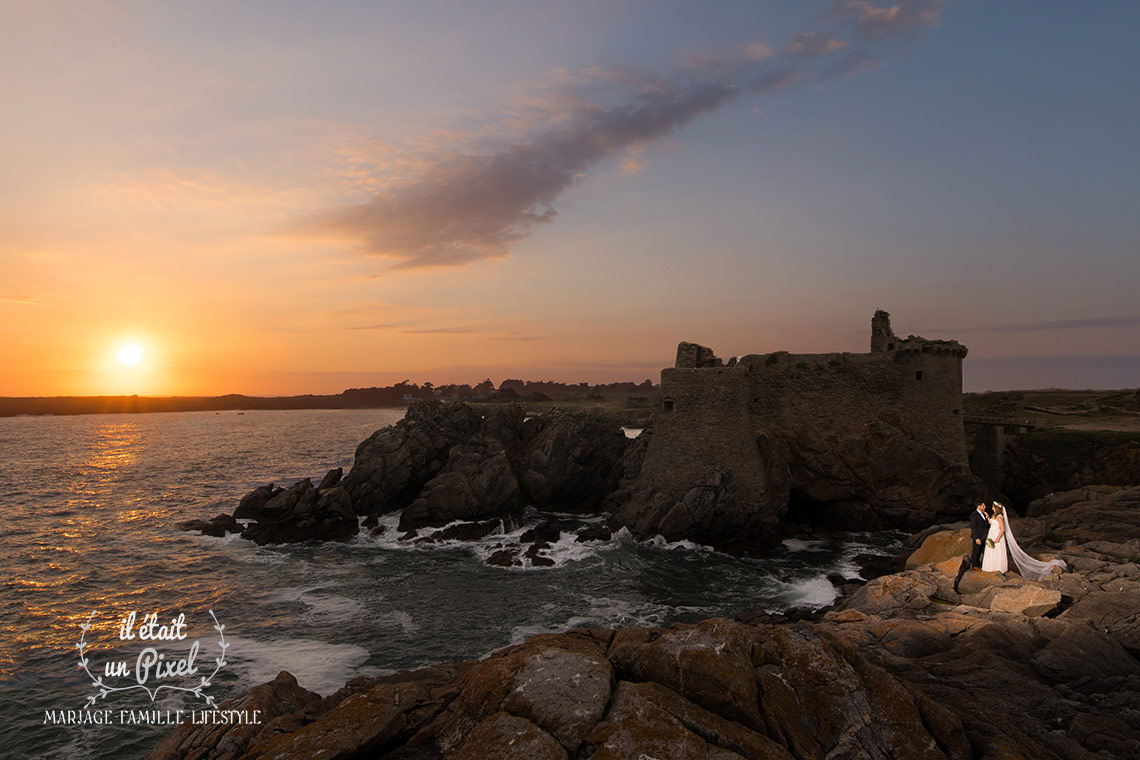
(2, 1, 1138, 397)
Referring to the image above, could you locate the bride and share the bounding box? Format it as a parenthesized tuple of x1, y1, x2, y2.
(982, 501, 1066, 580)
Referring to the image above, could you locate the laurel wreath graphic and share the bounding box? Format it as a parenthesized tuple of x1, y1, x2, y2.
(78, 609, 228, 709)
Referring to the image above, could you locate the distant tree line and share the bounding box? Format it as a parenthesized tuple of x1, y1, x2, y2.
(0, 378, 660, 417)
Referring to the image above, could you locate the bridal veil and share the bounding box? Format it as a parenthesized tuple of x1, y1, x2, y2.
(998, 502, 1067, 580)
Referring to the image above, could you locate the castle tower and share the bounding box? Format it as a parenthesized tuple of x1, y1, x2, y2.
(871, 309, 896, 352)
(613, 350, 787, 546)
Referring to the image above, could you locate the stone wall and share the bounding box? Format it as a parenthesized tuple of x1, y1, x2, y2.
(643, 366, 762, 495)
(738, 346, 967, 466)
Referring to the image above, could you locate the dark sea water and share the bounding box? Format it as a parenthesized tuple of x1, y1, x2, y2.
(0, 409, 903, 759)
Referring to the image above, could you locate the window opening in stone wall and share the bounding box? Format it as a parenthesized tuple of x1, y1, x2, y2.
(887, 343, 895, 351)
(915, 371, 923, 381)
(663, 399, 675, 412)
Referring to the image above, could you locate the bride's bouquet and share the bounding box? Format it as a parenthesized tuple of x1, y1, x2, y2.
(986, 538, 995, 548)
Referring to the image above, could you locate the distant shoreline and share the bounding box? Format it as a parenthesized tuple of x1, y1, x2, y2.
(0, 393, 412, 418)
(0, 381, 662, 419)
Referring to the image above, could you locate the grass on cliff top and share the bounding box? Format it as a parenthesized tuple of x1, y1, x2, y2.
(467, 398, 658, 426)
(1015, 428, 1140, 459)
(963, 388, 1140, 431)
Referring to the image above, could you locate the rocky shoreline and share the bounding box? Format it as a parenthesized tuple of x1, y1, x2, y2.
(153, 485, 1140, 759)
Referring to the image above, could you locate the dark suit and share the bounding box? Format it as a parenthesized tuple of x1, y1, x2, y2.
(969, 508, 990, 568)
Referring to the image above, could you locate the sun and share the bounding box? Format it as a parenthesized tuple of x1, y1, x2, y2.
(117, 343, 144, 367)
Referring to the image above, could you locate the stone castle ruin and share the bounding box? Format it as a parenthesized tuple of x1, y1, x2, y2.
(612, 310, 984, 549)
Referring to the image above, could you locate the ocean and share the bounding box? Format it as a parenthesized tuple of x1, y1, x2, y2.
(0, 408, 902, 759)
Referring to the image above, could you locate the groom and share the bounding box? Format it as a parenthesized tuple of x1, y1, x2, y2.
(969, 501, 991, 570)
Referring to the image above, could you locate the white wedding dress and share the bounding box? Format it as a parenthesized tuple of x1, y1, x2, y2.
(984, 508, 1067, 580)
(981, 516, 1008, 572)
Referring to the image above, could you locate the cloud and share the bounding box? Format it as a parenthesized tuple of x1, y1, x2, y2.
(400, 326, 484, 335)
(296, 9, 938, 270)
(784, 33, 848, 57)
(931, 316, 1140, 333)
(299, 77, 739, 268)
(343, 323, 403, 331)
(0, 291, 40, 305)
(620, 144, 649, 175)
(743, 42, 777, 61)
(101, 168, 311, 208)
(830, 0, 947, 40)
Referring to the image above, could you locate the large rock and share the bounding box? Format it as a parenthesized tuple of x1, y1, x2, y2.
(242, 482, 358, 545)
(1027, 485, 1126, 517)
(341, 401, 483, 515)
(233, 484, 281, 520)
(408, 632, 613, 756)
(517, 410, 627, 512)
(751, 623, 957, 760)
(828, 608, 1140, 758)
(583, 680, 786, 760)
(451, 713, 567, 760)
(906, 528, 972, 568)
(1043, 485, 1140, 541)
(842, 570, 939, 616)
(608, 618, 763, 730)
(955, 569, 1009, 596)
(399, 407, 628, 531)
(399, 437, 522, 531)
(1031, 623, 1140, 686)
(147, 671, 321, 760)
(1058, 587, 1140, 652)
(989, 585, 1062, 617)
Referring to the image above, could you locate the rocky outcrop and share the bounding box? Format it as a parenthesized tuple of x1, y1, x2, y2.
(1038, 484, 1140, 542)
(149, 606, 1140, 759)
(1026, 484, 1126, 517)
(397, 407, 627, 532)
(518, 411, 629, 513)
(240, 477, 359, 545)
(775, 418, 985, 531)
(153, 499, 1140, 760)
(904, 527, 971, 569)
(148, 618, 983, 760)
(341, 401, 484, 516)
(399, 437, 523, 531)
(201, 401, 630, 545)
(180, 475, 358, 545)
(147, 671, 322, 760)
(1003, 430, 1140, 507)
(612, 410, 986, 546)
(176, 513, 242, 538)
